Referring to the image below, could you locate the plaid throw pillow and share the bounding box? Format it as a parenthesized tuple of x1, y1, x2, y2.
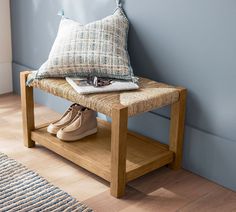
(35, 7, 135, 82)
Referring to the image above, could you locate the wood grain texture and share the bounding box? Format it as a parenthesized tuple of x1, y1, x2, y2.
(126, 152, 173, 182)
(179, 187, 236, 212)
(169, 88, 187, 170)
(20, 71, 35, 148)
(111, 104, 128, 198)
(31, 119, 173, 184)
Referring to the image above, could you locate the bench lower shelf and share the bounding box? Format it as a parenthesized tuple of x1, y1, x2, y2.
(31, 119, 174, 183)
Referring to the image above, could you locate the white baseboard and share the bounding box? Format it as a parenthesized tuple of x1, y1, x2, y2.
(0, 62, 12, 94)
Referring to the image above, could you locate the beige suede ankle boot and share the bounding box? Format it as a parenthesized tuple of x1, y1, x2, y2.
(47, 104, 84, 134)
(56, 109, 97, 141)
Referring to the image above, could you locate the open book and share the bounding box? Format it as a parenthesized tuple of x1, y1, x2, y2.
(66, 77, 139, 95)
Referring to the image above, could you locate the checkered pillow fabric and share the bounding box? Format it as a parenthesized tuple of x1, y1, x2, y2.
(36, 8, 135, 81)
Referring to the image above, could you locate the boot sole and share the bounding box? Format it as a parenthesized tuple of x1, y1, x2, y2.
(57, 128, 98, 142)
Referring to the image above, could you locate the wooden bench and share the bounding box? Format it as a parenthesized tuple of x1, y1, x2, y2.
(20, 71, 187, 198)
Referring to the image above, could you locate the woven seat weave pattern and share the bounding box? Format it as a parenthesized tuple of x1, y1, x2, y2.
(31, 76, 179, 117)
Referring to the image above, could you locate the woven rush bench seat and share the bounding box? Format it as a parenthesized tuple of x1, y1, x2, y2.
(29, 74, 180, 117)
(21, 71, 186, 198)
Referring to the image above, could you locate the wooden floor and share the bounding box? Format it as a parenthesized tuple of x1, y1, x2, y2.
(1, 94, 236, 212)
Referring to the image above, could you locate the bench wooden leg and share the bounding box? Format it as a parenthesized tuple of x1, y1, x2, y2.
(110, 104, 128, 198)
(169, 88, 187, 170)
(20, 71, 35, 148)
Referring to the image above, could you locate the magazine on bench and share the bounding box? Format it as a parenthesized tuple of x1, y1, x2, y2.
(66, 77, 139, 95)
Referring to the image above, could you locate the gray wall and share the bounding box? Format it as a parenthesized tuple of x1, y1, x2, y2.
(11, 0, 236, 190)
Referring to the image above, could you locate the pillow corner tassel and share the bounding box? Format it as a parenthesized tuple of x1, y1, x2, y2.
(57, 9, 65, 18)
(116, 0, 122, 8)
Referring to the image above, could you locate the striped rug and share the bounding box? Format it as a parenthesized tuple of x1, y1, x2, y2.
(0, 152, 93, 212)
